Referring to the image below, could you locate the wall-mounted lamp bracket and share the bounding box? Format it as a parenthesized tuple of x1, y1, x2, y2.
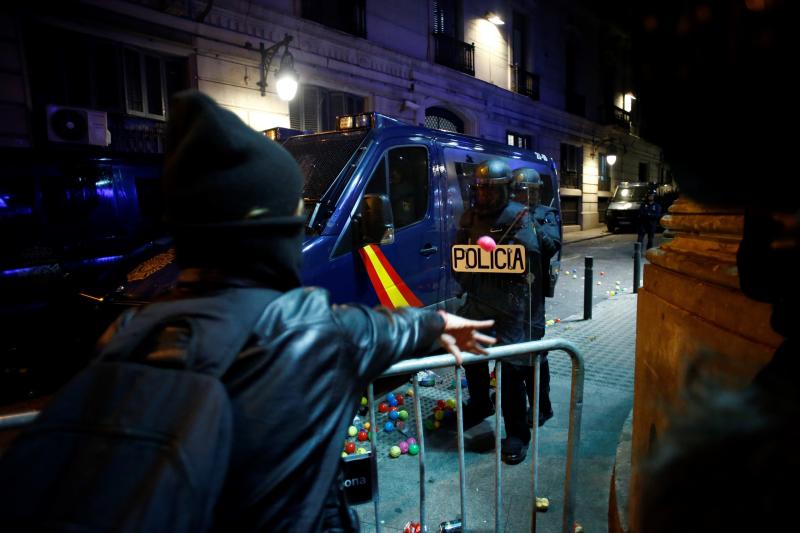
(257, 34, 294, 97)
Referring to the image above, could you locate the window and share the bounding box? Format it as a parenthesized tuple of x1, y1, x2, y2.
(388, 147, 429, 229)
(598, 156, 611, 192)
(425, 107, 464, 133)
(560, 143, 583, 189)
(301, 0, 366, 38)
(123, 49, 167, 119)
(507, 131, 532, 149)
(433, 0, 463, 40)
(289, 85, 365, 133)
(639, 162, 649, 181)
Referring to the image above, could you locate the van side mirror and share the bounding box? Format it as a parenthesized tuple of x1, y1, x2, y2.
(357, 193, 395, 245)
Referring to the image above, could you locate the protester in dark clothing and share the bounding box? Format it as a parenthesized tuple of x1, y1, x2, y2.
(637, 192, 662, 250)
(99, 91, 496, 532)
(455, 161, 555, 464)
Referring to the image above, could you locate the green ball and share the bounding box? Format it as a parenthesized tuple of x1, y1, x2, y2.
(389, 446, 402, 458)
(424, 419, 435, 430)
(348, 425, 357, 437)
(408, 443, 420, 455)
(361, 396, 368, 406)
(398, 410, 409, 421)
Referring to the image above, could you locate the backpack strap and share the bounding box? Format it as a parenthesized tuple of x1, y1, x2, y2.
(100, 288, 281, 379)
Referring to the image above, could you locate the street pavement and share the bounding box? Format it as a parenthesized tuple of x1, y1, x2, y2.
(354, 232, 647, 532)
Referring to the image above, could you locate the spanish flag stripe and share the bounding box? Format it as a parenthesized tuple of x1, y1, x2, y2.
(368, 245, 424, 308)
(362, 245, 411, 308)
(358, 247, 394, 307)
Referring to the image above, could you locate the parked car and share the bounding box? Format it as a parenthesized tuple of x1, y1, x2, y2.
(605, 181, 657, 233)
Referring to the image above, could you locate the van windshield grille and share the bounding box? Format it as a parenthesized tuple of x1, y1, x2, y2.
(283, 131, 368, 202)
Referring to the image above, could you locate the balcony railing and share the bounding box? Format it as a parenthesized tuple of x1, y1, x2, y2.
(433, 33, 475, 76)
(511, 65, 540, 100)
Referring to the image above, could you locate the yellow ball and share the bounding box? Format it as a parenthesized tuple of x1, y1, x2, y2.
(407, 388, 414, 397)
(363, 422, 371, 430)
(434, 420, 441, 429)
(446, 399, 456, 409)
(341, 451, 348, 457)
(389, 446, 402, 458)
(348, 426, 357, 437)
(434, 410, 444, 421)
(357, 447, 368, 455)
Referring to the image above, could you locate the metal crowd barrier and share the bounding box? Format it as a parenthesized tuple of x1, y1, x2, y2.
(0, 338, 584, 533)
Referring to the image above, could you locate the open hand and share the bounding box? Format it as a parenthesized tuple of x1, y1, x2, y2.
(436, 311, 496, 366)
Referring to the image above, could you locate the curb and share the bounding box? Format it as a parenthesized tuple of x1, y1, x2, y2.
(563, 231, 613, 245)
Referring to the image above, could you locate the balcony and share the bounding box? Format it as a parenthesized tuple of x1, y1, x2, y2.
(511, 66, 540, 100)
(433, 33, 475, 76)
(601, 105, 633, 133)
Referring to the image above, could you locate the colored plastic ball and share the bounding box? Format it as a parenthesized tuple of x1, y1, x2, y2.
(345, 442, 356, 454)
(398, 410, 409, 421)
(396, 421, 405, 430)
(408, 443, 420, 455)
(361, 396, 368, 406)
(389, 406, 398, 412)
(388, 410, 399, 421)
(378, 402, 389, 413)
(342, 451, 349, 457)
(434, 420, 441, 429)
(389, 446, 402, 458)
(446, 399, 456, 410)
(395, 394, 404, 406)
(348, 426, 357, 437)
(461, 377, 468, 388)
(434, 410, 445, 421)
(357, 430, 368, 442)
(363, 422, 371, 430)
(388, 396, 398, 407)
(357, 447, 367, 455)
(407, 388, 414, 397)
(437, 399, 446, 410)
(399, 441, 409, 454)
(406, 437, 417, 445)
(424, 419, 435, 430)
(384, 422, 395, 432)
(477, 235, 497, 252)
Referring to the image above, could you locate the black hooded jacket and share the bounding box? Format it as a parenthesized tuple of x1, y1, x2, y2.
(97, 271, 445, 532)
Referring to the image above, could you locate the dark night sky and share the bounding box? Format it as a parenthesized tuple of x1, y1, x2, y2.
(624, 0, 794, 208)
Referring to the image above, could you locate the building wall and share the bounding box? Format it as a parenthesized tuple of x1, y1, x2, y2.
(13, 0, 664, 230)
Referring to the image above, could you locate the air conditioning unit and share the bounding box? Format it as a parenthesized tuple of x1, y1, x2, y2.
(46, 105, 110, 146)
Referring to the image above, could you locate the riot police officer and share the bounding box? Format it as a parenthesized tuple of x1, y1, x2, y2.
(509, 168, 561, 430)
(456, 160, 545, 464)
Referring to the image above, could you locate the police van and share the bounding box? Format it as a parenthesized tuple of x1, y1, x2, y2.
(110, 112, 562, 311)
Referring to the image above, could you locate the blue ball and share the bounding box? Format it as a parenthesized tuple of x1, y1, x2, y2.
(461, 377, 468, 388)
(388, 396, 398, 407)
(384, 422, 395, 432)
(388, 410, 399, 421)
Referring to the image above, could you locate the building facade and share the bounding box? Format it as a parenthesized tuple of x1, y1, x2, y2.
(2, 0, 665, 230)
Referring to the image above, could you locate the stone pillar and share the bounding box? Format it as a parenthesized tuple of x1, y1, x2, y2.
(623, 197, 785, 531)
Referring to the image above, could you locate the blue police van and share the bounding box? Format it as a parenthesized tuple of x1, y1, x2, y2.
(111, 112, 563, 310)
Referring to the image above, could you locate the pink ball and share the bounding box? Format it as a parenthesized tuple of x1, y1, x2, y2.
(477, 235, 497, 252)
(406, 437, 417, 446)
(399, 441, 409, 454)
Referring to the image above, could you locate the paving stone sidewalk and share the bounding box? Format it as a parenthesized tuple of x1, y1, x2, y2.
(355, 294, 638, 533)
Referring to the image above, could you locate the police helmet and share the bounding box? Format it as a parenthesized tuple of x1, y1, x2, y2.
(511, 167, 542, 207)
(472, 159, 512, 213)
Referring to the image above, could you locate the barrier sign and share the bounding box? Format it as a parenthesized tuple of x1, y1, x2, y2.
(451, 244, 526, 273)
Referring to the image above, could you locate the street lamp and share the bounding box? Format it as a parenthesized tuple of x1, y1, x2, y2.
(257, 34, 298, 101)
(606, 144, 618, 166)
(485, 12, 505, 25)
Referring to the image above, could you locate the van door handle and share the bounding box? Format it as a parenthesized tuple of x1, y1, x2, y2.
(420, 244, 439, 256)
